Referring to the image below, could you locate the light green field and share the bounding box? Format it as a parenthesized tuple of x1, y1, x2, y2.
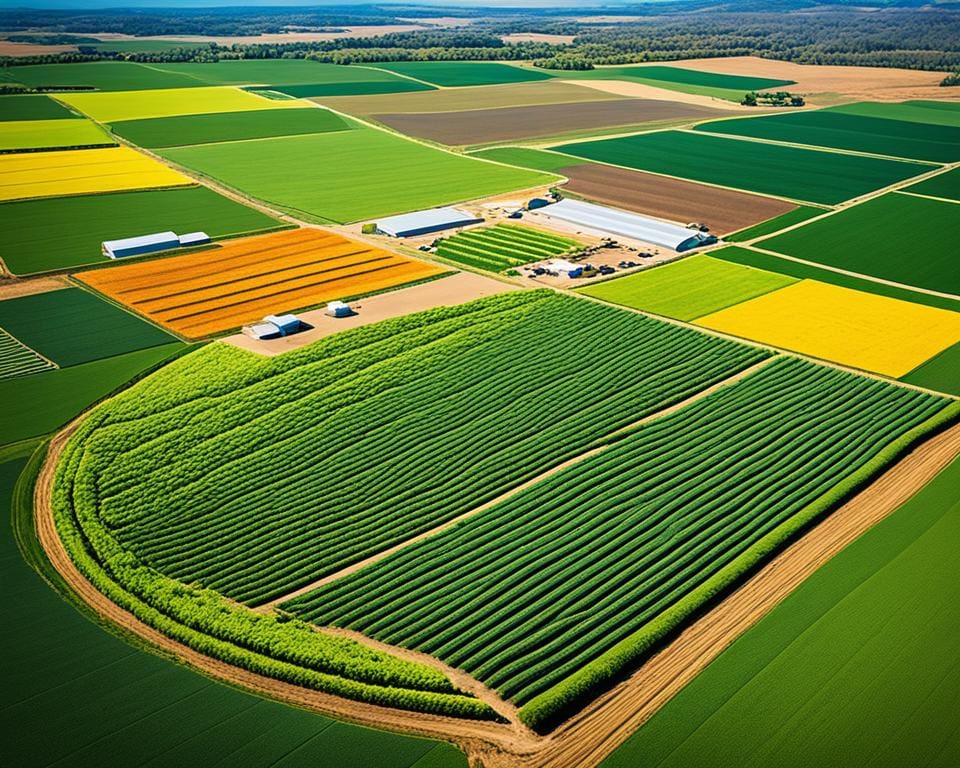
(161, 126, 557, 223)
(468, 146, 590, 173)
(830, 100, 960, 128)
(0, 61, 205, 91)
(57, 86, 308, 123)
(152, 60, 405, 86)
(0, 118, 113, 151)
(577, 254, 798, 321)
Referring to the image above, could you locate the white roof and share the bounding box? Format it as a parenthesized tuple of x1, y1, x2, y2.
(103, 231, 178, 252)
(327, 300, 349, 309)
(550, 259, 581, 272)
(265, 313, 299, 327)
(376, 206, 481, 237)
(178, 231, 210, 245)
(541, 199, 715, 251)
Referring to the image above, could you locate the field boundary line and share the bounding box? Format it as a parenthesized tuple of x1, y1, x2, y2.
(354, 64, 445, 90)
(896, 189, 960, 206)
(254, 357, 776, 610)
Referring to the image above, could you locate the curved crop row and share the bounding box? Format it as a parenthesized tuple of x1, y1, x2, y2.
(286, 357, 957, 731)
(435, 223, 581, 272)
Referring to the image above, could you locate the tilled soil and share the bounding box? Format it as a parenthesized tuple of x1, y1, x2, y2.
(559, 162, 798, 234)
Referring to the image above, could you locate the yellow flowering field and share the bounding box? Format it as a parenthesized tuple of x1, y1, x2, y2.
(696, 279, 960, 378)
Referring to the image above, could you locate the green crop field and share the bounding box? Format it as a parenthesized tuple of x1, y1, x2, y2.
(830, 100, 960, 128)
(576, 64, 792, 91)
(0, 94, 76, 120)
(468, 146, 590, 173)
(710, 246, 960, 314)
(696, 108, 960, 162)
(435, 223, 581, 272)
(0, 117, 113, 152)
(723, 205, 825, 241)
(290, 357, 953, 732)
(0, 288, 174, 367)
(599, 454, 960, 768)
(757, 192, 960, 294)
(553, 130, 931, 205)
(110, 107, 350, 148)
(271, 79, 435, 97)
(578, 254, 797, 320)
(0, 328, 56, 380)
(160, 126, 556, 223)
(903, 167, 960, 202)
(902, 340, 960, 395)
(66, 291, 765, 605)
(0, 61, 206, 91)
(152, 60, 416, 87)
(0, 342, 184, 445)
(0, 452, 468, 768)
(371, 62, 555, 87)
(0, 186, 282, 275)
(89, 39, 213, 53)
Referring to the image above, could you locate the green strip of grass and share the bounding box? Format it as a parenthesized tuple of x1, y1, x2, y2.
(902, 167, 960, 202)
(371, 62, 554, 87)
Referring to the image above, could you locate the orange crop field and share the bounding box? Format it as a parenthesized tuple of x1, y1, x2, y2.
(76, 228, 445, 338)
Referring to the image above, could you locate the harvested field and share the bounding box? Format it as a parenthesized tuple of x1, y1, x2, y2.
(558, 163, 798, 235)
(561, 79, 758, 110)
(373, 99, 731, 146)
(500, 33, 575, 45)
(0, 41, 76, 56)
(0, 118, 113, 152)
(0, 146, 192, 202)
(57, 86, 306, 123)
(75, 228, 446, 338)
(697, 279, 960, 378)
(315, 81, 623, 118)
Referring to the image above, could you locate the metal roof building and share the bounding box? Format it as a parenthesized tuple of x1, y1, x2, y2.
(103, 231, 179, 260)
(376, 206, 483, 238)
(540, 199, 717, 252)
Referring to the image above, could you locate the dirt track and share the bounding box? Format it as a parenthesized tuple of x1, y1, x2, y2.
(34, 402, 960, 768)
(558, 162, 798, 234)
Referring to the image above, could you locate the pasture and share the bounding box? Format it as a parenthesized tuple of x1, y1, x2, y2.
(0, 146, 192, 202)
(373, 98, 729, 146)
(74, 291, 766, 606)
(0, 118, 113, 152)
(160, 127, 556, 223)
(0, 288, 174, 367)
(0, 61, 205, 91)
(757, 192, 960, 294)
(0, 186, 282, 275)
(293, 357, 951, 731)
(371, 62, 555, 87)
(553, 130, 931, 205)
(600, 455, 960, 768)
(0, 328, 56, 380)
(76, 228, 445, 338)
(696, 108, 960, 162)
(0, 94, 75, 120)
(697, 280, 960, 377)
(903, 167, 960, 201)
(57, 86, 305, 123)
(435, 223, 581, 272)
(578, 254, 797, 320)
(109, 107, 350, 148)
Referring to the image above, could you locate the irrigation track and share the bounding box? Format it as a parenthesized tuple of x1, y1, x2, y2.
(33, 380, 960, 767)
(256, 356, 776, 611)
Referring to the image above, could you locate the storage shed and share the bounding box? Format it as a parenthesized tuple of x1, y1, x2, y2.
(376, 207, 483, 238)
(178, 231, 210, 247)
(549, 258, 583, 278)
(264, 314, 301, 336)
(103, 231, 179, 260)
(242, 321, 281, 340)
(540, 199, 718, 252)
(326, 300, 353, 318)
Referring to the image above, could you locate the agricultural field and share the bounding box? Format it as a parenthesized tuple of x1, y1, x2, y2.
(556, 163, 799, 235)
(756, 192, 960, 295)
(290, 357, 952, 731)
(903, 166, 960, 201)
(110, 107, 351, 148)
(57, 86, 306, 123)
(0, 61, 206, 91)
(372, 98, 729, 146)
(0, 288, 175, 367)
(723, 205, 825, 242)
(370, 61, 555, 87)
(697, 280, 960, 378)
(696, 108, 960, 162)
(160, 126, 557, 223)
(434, 223, 581, 272)
(0, 94, 76, 120)
(553, 130, 932, 205)
(0, 146, 192, 202)
(468, 146, 591, 173)
(578, 255, 797, 321)
(0, 328, 56, 380)
(600, 455, 960, 768)
(76, 228, 445, 338)
(0, 185, 283, 275)
(829, 100, 960, 128)
(902, 341, 960, 396)
(0, 117, 113, 152)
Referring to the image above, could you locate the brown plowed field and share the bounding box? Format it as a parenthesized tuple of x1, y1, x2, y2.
(374, 98, 731, 146)
(76, 228, 444, 339)
(559, 163, 798, 234)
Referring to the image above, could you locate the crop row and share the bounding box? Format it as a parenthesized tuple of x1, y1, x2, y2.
(287, 356, 957, 731)
(0, 328, 56, 380)
(435, 223, 580, 272)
